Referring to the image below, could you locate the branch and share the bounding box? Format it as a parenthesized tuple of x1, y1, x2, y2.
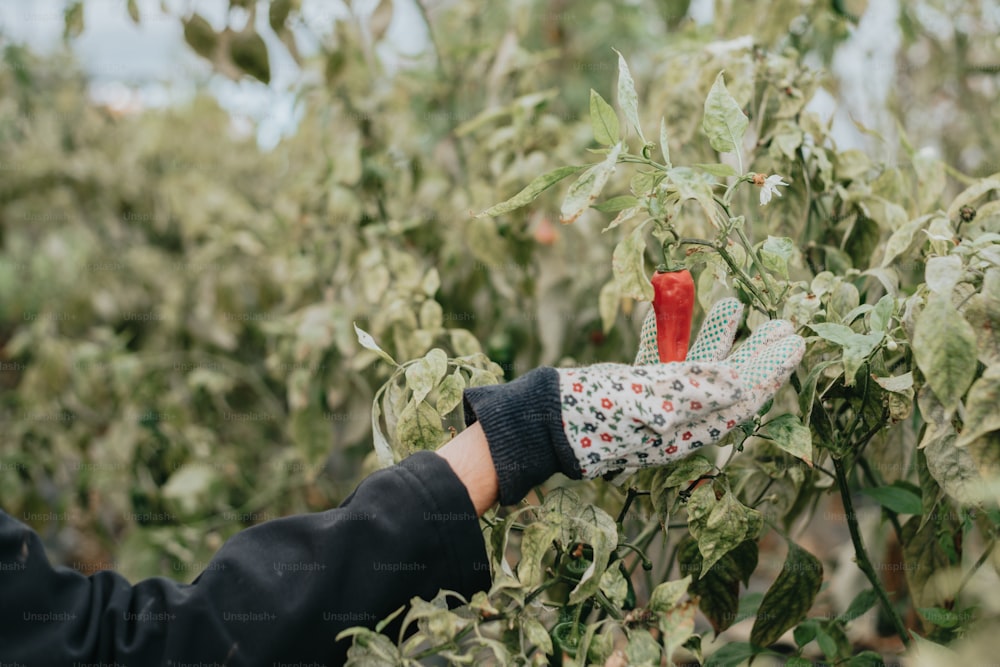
(833, 456, 911, 647)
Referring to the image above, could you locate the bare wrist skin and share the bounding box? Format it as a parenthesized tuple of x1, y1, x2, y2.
(435, 422, 499, 516)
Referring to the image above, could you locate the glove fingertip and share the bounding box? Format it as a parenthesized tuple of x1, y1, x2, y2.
(635, 307, 659, 366)
(687, 298, 744, 362)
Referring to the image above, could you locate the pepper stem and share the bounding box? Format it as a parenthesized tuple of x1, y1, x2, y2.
(657, 228, 679, 273)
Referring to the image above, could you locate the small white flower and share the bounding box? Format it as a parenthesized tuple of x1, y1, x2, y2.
(756, 174, 789, 206)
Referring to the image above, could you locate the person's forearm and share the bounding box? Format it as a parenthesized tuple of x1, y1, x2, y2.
(0, 452, 492, 666)
(435, 421, 499, 516)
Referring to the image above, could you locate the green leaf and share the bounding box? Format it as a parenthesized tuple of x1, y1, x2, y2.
(703, 641, 756, 667)
(870, 294, 895, 333)
(478, 165, 584, 217)
(695, 163, 738, 177)
(660, 117, 672, 168)
(127, 0, 141, 24)
(395, 399, 445, 453)
(521, 616, 553, 655)
(612, 221, 653, 301)
(419, 299, 443, 330)
(435, 369, 466, 414)
(924, 254, 963, 296)
(662, 455, 715, 488)
(880, 214, 935, 267)
(592, 195, 638, 213)
(924, 426, 985, 506)
(841, 331, 884, 385)
(354, 323, 398, 366)
(679, 537, 758, 633)
(599, 563, 629, 606)
(590, 89, 620, 147)
(840, 588, 879, 623)
(702, 71, 748, 155)
(846, 650, 887, 667)
(602, 204, 642, 233)
(659, 600, 697, 663)
(750, 543, 823, 648)
(793, 619, 818, 647)
(964, 269, 1000, 365)
(518, 520, 557, 588)
(568, 510, 619, 605)
(692, 487, 761, 576)
(860, 484, 923, 515)
(649, 575, 691, 612)
(374, 604, 407, 633)
(917, 607, 960, 629)
(759, 413, 813, 466)
(913, 293, 978, 412)
(404, 348, 448, 404)
(372, 385, 394, 467)
(946, 178, 1000, 222)
(613, 49, 645, 142)
(807, 322, 856, 346)
(668, 167, 719, 224)
(560, 143, 622, 224)
(956, 365, 1000, 447)
(625, 628, 661, 666)
(759, 236, 795, 280)
(229, 31, 271, 84)
(64, 1, 85, 40)
(598, 279, 621, 334)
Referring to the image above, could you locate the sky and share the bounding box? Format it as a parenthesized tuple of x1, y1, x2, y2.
(0, 0, 897, 152)
(0, 0, 428, 147)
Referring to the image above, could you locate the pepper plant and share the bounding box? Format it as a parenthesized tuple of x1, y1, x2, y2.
(2, 1, 1000, 665)
(347, 45, 1000, 667)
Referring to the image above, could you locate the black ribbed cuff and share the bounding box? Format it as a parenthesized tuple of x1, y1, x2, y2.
(462, 367, 581, 506)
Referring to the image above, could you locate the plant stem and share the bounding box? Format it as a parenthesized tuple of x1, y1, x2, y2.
(616, 487, 649, 524)
(955, 536, 997, 599)
(733, 223, 778, 317)
(618, 154, 670, 171)
(833, 456, 911, 647)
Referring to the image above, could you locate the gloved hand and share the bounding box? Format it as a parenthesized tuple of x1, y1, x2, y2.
(462, 298, 805, 505)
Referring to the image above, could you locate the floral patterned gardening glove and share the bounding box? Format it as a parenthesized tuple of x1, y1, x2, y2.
(462, 298, 804, 506)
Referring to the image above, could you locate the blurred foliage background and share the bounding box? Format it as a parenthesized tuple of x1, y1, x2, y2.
(1, 0, 999, 658)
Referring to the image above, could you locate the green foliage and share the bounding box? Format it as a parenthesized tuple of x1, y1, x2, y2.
(4, 0, 1000, 663)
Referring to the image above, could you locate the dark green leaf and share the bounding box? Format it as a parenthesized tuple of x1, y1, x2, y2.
(846, 650, 887, 667)
(703, 642, 756, 667)
(230, 31, 271, 84)
(183, 14, 218, 60)
(750, 543, 823, 647)
(859, 484, 923, 515)
(840, 588, 880, 622)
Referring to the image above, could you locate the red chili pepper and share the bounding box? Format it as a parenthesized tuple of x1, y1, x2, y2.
(651, 269, 695, 363)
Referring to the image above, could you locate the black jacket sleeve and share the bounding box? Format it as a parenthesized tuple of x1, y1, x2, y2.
(0, 451, 492, 666)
